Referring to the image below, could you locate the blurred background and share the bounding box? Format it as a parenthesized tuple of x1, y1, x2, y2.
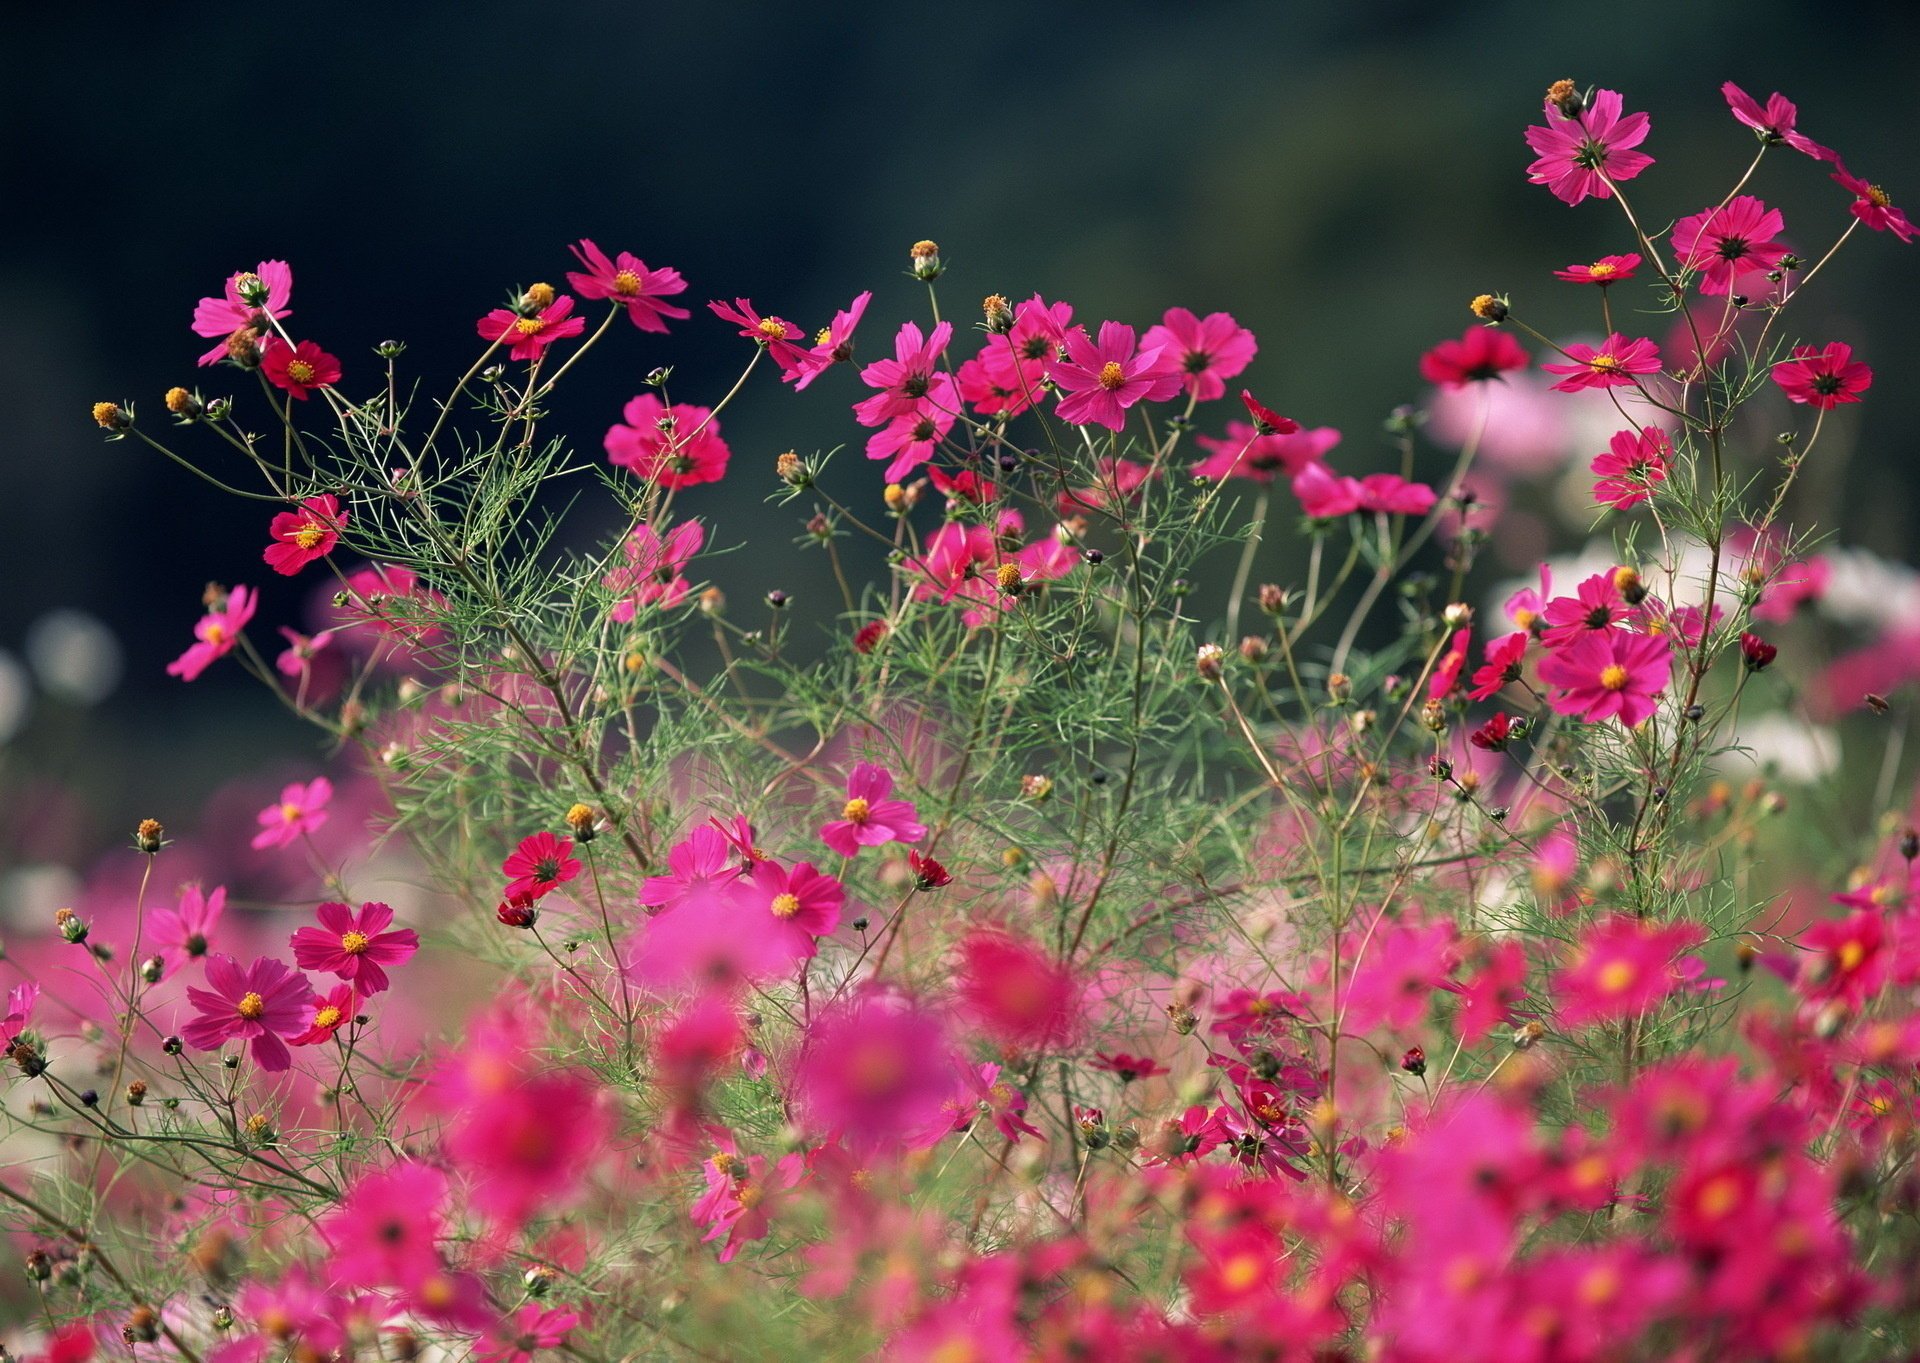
(2, 0, 1917, 880)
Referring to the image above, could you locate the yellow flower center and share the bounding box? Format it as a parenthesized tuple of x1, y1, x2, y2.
(770, 893, 802, 919)
(1220, 1253, 1265, 1292)
(313, 1005, 342, 1030)
(236, 991, 266, 1020)
(204, 624, 227, 644)
(279, 802, 303, 824)
(1867, 185, 1891, 208)
(1596, 959, 1636, 993)
(292, 522, 327, 549)
(1599, 664, 1630, 691)
(842, 797, 871, 823)
(1695, 1174, 1742, 1219)
(709, 1151, 738, 1175)
(286, 359, 316, 385)
(815, 326, 834, 346)
(1097, 360, 1127, 390)
(756, 317, 789, 340)
(514, 317, 547, 336)
(1838, 940, 1866, 972)
(1588, 353, 1623, 373)
(612, 269, 642, 295)
(340, 931, 371, 955)
(1587, 261, 1617, 278)
(733, 1182, 764, 1210)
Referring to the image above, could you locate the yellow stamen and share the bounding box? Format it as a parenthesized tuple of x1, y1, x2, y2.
(279, 802, 302, 824)
(291, 522, 327, 549)
(1837, 940, 1866, 972)
(1596, 959, 1636, 993)
(286, 359, 316, 385)
(1866, 185, 1891, 208)
(755, 317, 789, 340)
(1587, 261, 1617, 278)
(612, 269, 642, 295)
(312, 1005, 343, 1030)
(514, 317, 546, 336)
(236, 992, 266, 1020)
(340, 931, 371, 955)
(1588, 353, 1624, 373)
(841, 797, 871, 823)
(1599, 664, 1630, 691)
(1097, 360, 1127, 390)
(769, 893, 801, 919)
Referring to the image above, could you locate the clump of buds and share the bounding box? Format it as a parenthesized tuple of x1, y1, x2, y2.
(55, 908, 88, 945)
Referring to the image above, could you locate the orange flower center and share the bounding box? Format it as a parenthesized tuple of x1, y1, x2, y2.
(755, 317, 789, 340)
(1587, 261, 1617, 278)
(291, 522, 327, 549)
(1838, 940, 1866, 972)
(841, 797, 871, 824)
(1867, 185, 1891, 208)
(236, 991, 266, 1020)
(770, 892, 802, 919)
(340, 931, 371, 955)
(204, 624, 227, 644)
(612, 269, 642, 295)
(1097, 360, 1127, 390)
(1596, 959, 1636, 993)
(279, 802, 303, 824)
(514, 317, 547, 336)
(286, 359, 316, 385)
(1599, 664, 1630, 691)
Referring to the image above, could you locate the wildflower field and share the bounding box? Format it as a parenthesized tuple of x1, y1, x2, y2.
(9, 76, 1920, 1360)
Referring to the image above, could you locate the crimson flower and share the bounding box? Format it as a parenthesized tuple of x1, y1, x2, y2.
(263, 493, 348, 575)
(182, 954, 313, 1072)
(477, 296, 587, 361)
(1740, 631, 1778, 672)
(1419, 327, 1529, 388)
(604, 394, 730, 489)
(262, 337, 342, 400)
(1239, 389, 1298, 435)
(289, 900, 419, 996)
(1051, 321, 1182, 431)
(907, 850, 951, 889)
(289, 984, 356, 1047)
(1590, 426, 1671, 510)
(1091, 1052, 1169, 1083)
(1830, 163, 1916, 242)
(1542, 334, 1661, 392)
(1523, 88, 1654, 206)
(1552, 253, 1641, 285)
(1772, 342, 1873, 409)
(1537, 629, 1673, 727)
(502, 832, 582, 900)
(1721, 82, 1834, 161)
(1672, 196, 1788, 297)
(565, 238, 689, 332)
(1141, 307, 1257, 402)
(1468, 632, 1529, 701)
(1470, 712, 1515, 751)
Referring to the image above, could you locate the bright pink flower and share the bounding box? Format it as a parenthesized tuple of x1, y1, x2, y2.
(191, 260, 292, 366)
(262, 337, 341, 400)
(565, 238, 689, 332)
(333, 563, 447, 649)
(1538, 628, 1673, 727)
(501, 833, 581, 900)
(604, 520, 704, 620)
(1552, 252, 1642, 285)
(1356, 472, 1436, 516)
(1192, 422, 1340, 483)
(320, 1161, 452, 1292)
(1523, 88, 1654, 205)
(693, 1145, 805, 1262)
(629, 879, 805, 992)
(964, 1062, 1045, 1143)
(1454, 941, 1529, 1042)
(276, 625, 334, 680)
(853, 320, 954, 427)
(438, 1041, 612, 1231)
(956, 930, 1081, 1050)
(1141, 307, 1257, 402)
(1469, 631, 1529, 701)
(1428, 628, 1471, 700)
(789, 290, 872, 390)
(795, 994, 958, 1151)
(1290, 461, 1363, 518)
(819, 761, 925, 857)
(639, 824, 741, 912)
(252, 776, 333, 850)
(1591, 425, 1671, 509)
(289, 983, 356, 1047)
(263, 494, 347, 575)
(1419, 327, 1529, 387)
(956, 294, 1077, 417)
(289, 900, 418, 996)
(1542, 334, 1661, 391)
(477, 295, 587, 361)
(1506, 563, 1553, 633)
(708, 297, 812, 378)
(1554, 915, 1707, 1025)
(865, 377, 959, 481)
(604, 394, 730, 488)
(4, 981, 39, 1048)
(1541, 571, 1635, 647)
(1051, 321, 1182, 431)
(1722, 82, 1833, 161)
(150, 883, 225, 975)
(1830, 162, 1916, 241)
(746, 859, 844, 948)
(182, 953, 313, 1072)
(1335, 913, 1460, 1034)
(1672, 196, 1788, 296)
(1797, 910, 1887, 1006)
(166, 585, 256, 681)
(1771, 341, 1873, 409)
(478, 1306, 580, 1363)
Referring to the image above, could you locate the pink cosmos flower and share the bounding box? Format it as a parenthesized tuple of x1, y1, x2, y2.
(502, 833, 581, 900)
(795, 993, 958, 1150)
(1552, 253, 1642, 285)
(1051, 321, 1181, 431)
(956, 931, 1081, 1051)
(639, 824, 742, 912)
(1356, 473, 1436, 516)
(819, 762, 925, 857)
(1830, 162, 1916, 242)
(604, 521, 704, 621)
(956, 294, 1078, 416)
(320, 1161, 452, 1292)
(746, 859, 845, 953)
(276, 625, 334, 680)
(1140, 307, 1257, 402)
(1055, 456, 1158, 515)
(191, 260, 292, 366)
(693, 1146, 805, 1262)
(1537, 629, 1673, 727)
(262, 337, 341, 401)
(604, 394, 730, 488)
(477, 1306, 580, 1363)
(565, 238, 689, 332)
(629, 879, 805, 992)
(1428, 627, 1472, 700)
(182, 954, 314, 1072)
(1468, 631, 1529, 701)
(853, 321, 954, 427)
(1291, 461, 1363, 519)
(1555, 915, 1707, 1026)
(1523, 88, 1654, 205)
(263, 494, 347, 575)
(1721, 82, 1833, 161)
(1591, 426, 1671, 509)
(1542, 334, 1661, 392)
(289, 984, 356, 1047)
(789, 290, 873, 390)
(166, 585, 256, 681)
(252, 776, 333, 850)
(1771, 342, 1873, 409)
(1672, 196, 1788, 296)
(1542, 572, 1637, 649)
(865, 377, 959, 482)
(150, 883, 225, 975)
(1090, 1052, 1168, 1082)
(1240, 389, 1297, 434)
(1419, 327, 1529, 388)
(437, 1043, 612, 1232)
(477, 296, 587, 361)
(1191, 422, 1341, 484)
(1506, 564, 1553, 633)
(4, 981, 40, 1048)
(333, 563, 447, 650)
(708, 298, 812, 378)
(289, 900, 419, 996)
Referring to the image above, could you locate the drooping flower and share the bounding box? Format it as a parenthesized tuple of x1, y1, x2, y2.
(1356, 472, 1437, 516)
(853, 321, 954, 428)
(261, 337, 342, 401)
(818, 762, 926, 857)
(1523, 87, 1655, 206)
(289, 983, 357, 1047)
(150, 883, 226, 975)
(1555, 915, 1707, 1025)
(1050, 321, 1182, 431)
(565, 239, 689, 332)
(1428, 628, 1472, 700)
(252, 777, 333, 850)
(166, 585, 257, 682)
(1537, 628, 1673, 727)
(1090, 1052, 1169, 1082)
(1542, 334, 1662, 392)
(182, 954, 314, 1072)
(1772, 342, 1873, 409)
(1419, 327, 1529, 388)
(501, 833, 581, 900)
(1290, 461, 1363, 519)
(789, 290, 873, 390)
(289, 900, 419, 996)
(191, 260, 293, 366)
(1191, 422, 1341, 483)
(1721, 82, 1833, 161)
(1140, 307, 1257, 402)
(1552, 253, 1642, 285)
(476, 295, 587, 361)
(1590, 426, 1671, 509)
(263, 494, 347, 575)
(604, 521, 704, 621)
(604, 394, 730, 488)
(1240, 389, 1297, 435)
(1830, 162, 1916, 242)
(1671, 196, 1789, 296)
(477, 1306, 581, 1363)
(708, 298, 813, 378)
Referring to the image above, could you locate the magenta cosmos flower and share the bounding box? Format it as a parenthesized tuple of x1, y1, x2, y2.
(708, 298, 812, 378)
(788, 289, 872, 391)
(853, 320, 954, 427)
(1721, 82, 1833, 162)
(1555, 915, 1707, 1026)
(1190, 421, 1340, 484)
(794, 993, 959, 1150)
(166, 584, 256, 681)
(182, 953, 313, 1072)
(1537, 629, 1673, 727)
(819, 761, 926, 857)
(565, 238, 689, 332)
(1672, 196, 1788, 297)
(1830, 162, 1916, 242)
(477, 1306, 581, 1363)
(1523, 88, 1654, 206)
(1590, 426, 1671, 509)
(263, 494, 347, 575)
(263, 337, 342, 400)
(501, 833, 581, 901)
(290, 900, 418, 996)
(191, 260, 292, 365)
(1772, 342, 1873, 409)
(150, 883, 225, 975)
(1141, 307, 1257, 402)
(1553, 252, 1641, 285)
(604, 394, 731, 489)
(290, 983, 356, 1047)
(604, 521, 704, 621)
(747, 859, 844, 944)
(1419, 327, 1529, 388)
(253, 776, 333, 850)
(477, 295, 587, 361)
(1051, 321, 1182, 431)
(1542, 334, 1661, 392)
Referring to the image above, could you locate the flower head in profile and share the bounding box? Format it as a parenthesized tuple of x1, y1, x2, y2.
(167, 585, 256, 682)
(191, 260, 292, 366)
(151, 883, 226, 974)
(1552, 253, 1642, 285)
(1051, 321, 1182, 431)
(1830, 162, 1916, 242)
(252, 777, 333, 850)
(1672, 196, 1788, 297)
(182, 954, 313, 1072)
(1538, 629, 1673, 727)
(1772, 342, 1873, 409)
(565, 239, 689, 332)
(1523, 87, 1654, 205)
(819, 762, 926, 857)
(289, 901, 419, 996)
(501, 833, 581, 901)
(1591, 426, 1671, 509)
(1721, 82, 1833, 161)
(1469, 631, 1530, 701)
(262, 338, 341, 401)
(264, 494, 347, 575)
(1419, 327, 1529, 388)
(604, 521, 704, 621)
(1542, 334, 1661, 392)
(477, 295, 587, 361)
(1290, 461, 1363, 519)
(1141, 307, 1257, 402)
(604, 395, 730, 489)
(1191, 422, 1340, 484)
(789, 290, 873, 390)
(708, 298, 813, 378)
(1554, 915, 1707, 1025)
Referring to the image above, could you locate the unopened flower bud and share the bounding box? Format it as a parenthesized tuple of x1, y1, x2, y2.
(211, 1307, 234, 1331)
(373, 339, 407, 359)
(1512, 1020, 1547, 1050)
(1349, 708, 1376, 734)
(162, 1035, 183, 1055)
(1326, 672, 1352, 704)
(140, 956, 165, 985)
(55, 908, 88, 945)
(1238, 635, 1270, 664)
(1020, 774, 1053, 802)
(24, 1251, 51, 1282)
(982, 294, 1013, 332)
(79, 1088, 99, 1108)
(883, 483, 907, 512)
(243, 1113, 275, 1145)
(163, 387, 202, 420)
(1469, 294, 1508, 323)
(564, 803, 597, 843)
(497, 894, 539, 929)
(1195, 643, 1226, 680)
(521, 282, 556, 311)
(776, 450, 808, 486)
(1165, 1002, 1198, 1035)
(125, 1081, 147, 1107)
(1740, 631, 1777, 672)
(233, 272, 271, 307)
(1442, 602, 1473, 628)
(92, 401, 133, 432)
(995, 563, 1025, 597)
(136, 818, 164, 853)
(765, 589, 789, 610)
(1545, 79, 1582, 116)
(123, 1307, 159, 1346)
(225, 329, 262, 369)
(1612, 565, 1645, 605)
(1421, 699, 1448, 734)
(1081, 548, 1104, 566)
(523, 1265, 557, 1297)
(909, 240, 943, 281)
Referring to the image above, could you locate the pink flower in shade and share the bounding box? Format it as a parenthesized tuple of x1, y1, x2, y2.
(261, 337, 341, 400)
(150, 884, 225, 975)
(289, 983, 356, 1047)
(182, 954, 313, 1072)
(956, 930, 1081, 1051)
(1290, 461, 1363, 518)
(629, 880, 805, 993)
(276, 625, 334, 679)
(333, 563, 447, 649)
(1428, 628, 1472, 700)
(1356, 473, 1436, 516)
(1671, 196, 1789, 296)
(3, 981, 40, 1048)
(478, 1306, 580, 1363)
(963, 1062, 1045, 1143)
(1721, 82, 1834, 161)
(746, 859, 845, 953)
(603, 394, 730, 488)
(1419, 327, 1529, 388)
(788, 290, 873, 390)
(1541, 571, 1636, 646)
(1054, 456, 1158, 515)
(639, 824, 741, 912)
(252, 777, 333, 850)
(564, 238, 689, 332)
(1830, 162, 1917, 242)
(707, 298, 813, 378)
(818, 762, 925, 857)
(1542, 334, 1661, 392)
(853, 321, 954, 427)
(166, 585, 256, 681)
(191, 260, 292, 366)
(794, 993, 959, 1151)
(603, 521, 704, 621)
(1454, 940, 1529, 1042)
(476, 296, 587, 361)
(1796, 910, 1888, 1006)
(1591, 425, 1671, 509)
(956, 294, 1077, 417)
(289, 901, 419, 996)
(263, 494, 347, 575)
(1524, 88, 1654, 205)
(438, 1049, 612, 1232)
(1090, 1052, 1169, 1083)
(1554, 915, 1708, 1026)
(693, 1146, 805, 1262)
(1333, 913, 1461, 1034)
(1771, 342, 1873, 409)
(1191, 422, 1340, 483)
(1552, 252, 1642, 285)
(1468, 631, 1530, 701)
(864, 378, 959, 482)
(1050, 321, 1182, 431)
(1141, 307, 1257, 402)
(501, 833, 581, 900)
(1538, 628, 1673, 727)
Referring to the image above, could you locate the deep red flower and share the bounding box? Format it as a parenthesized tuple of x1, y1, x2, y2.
(1239, 389, 1298, 435)
(1419, 327, 1529, 388)
(501, 832, 581, 900)
(263, 494, 347, 575)
(907, 850, 951, 889)
(262, 337, 342, 400)
(1740, 631, 1778, 672)
(1772, 342, 1873, 409)
(1470, 712, 1514, 750)
(1090, 1052, 1169, 1083)
(477, 296, 586, 361)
